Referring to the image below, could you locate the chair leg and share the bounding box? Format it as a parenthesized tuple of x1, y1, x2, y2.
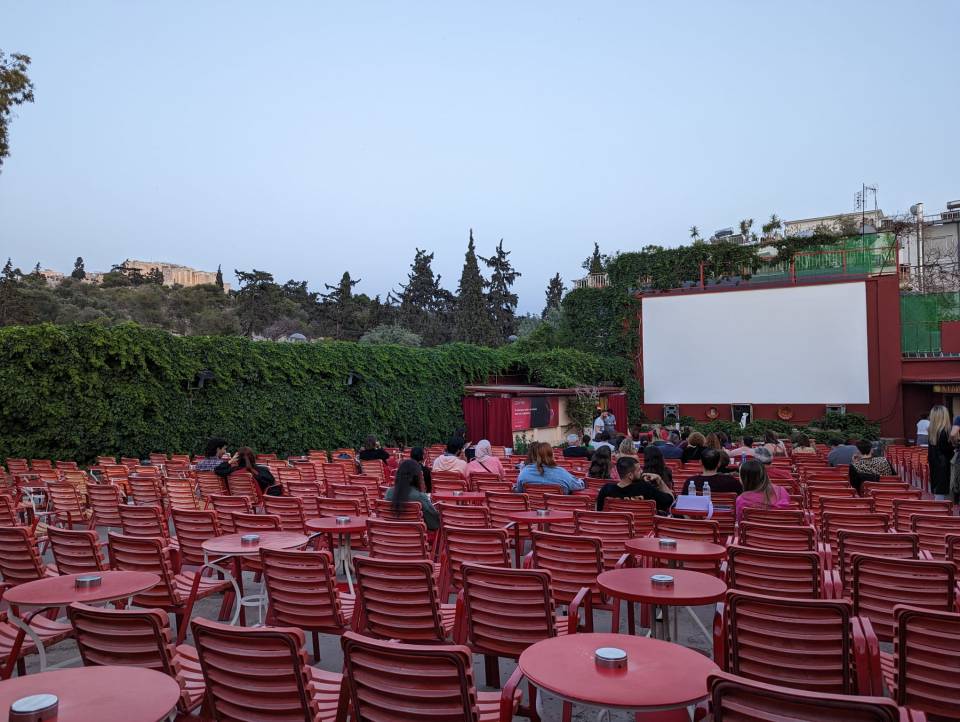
(527, 682, 541, 722)
(561, 700, 573, 722)
(312, 630, 321, 664)
(484, 654, 500, 688)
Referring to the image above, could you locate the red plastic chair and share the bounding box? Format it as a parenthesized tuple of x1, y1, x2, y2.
(707, 670, 924, 721)
(170, 508, 221, 568)
(716, 589, 878, 694)
(337, 630, 521, 721)
(433, 476, 470, 494)
(852, 554, 958, 642)
(47, 526, 106, 576)
(602, 497, 656, 536)
(0, 525, 53, 585)
(837, 531, 921, 598)
(285, 479, 324, 499)
(868, 488, 923, 520)
(473, 477, 512, 494)
(372, 497, 423, 522)
(262, 496, 309, 533)
(883, 604, 960, 720)
(329, 483, 373, 515)
(438, 526, 511, 599)
(821, 511, 889, 560)
(191, 617, 342, 721)
(352, 556, 455, 642)
(129, 476, 165, 508)
(366, 518, 434, 573)
(437, 503, 491, 529)
(317, 496, 362, 518)
(574, 510, 635, 570)
(259, 547, 353, 663)
(725, 545, 834, 599)
(165, 479, 198, 512)
(912, 515, 960, 559)
(67, 602, 204, 715)
(522, 483, 565, 509)
(543, 493, 592, 534)
(195, 471, 226, 501)
(653, 516, 722, 576)
(892, 499, 952, 533)
(225, 470, 265, 508)
(87, 483, 124, 529)
(208, 494, 253, 534)
(46, 481, 90, 528)
(740, 507, 808, 526)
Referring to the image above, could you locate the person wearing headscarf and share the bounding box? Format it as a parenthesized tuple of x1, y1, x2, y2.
(466, 439, 505, 481)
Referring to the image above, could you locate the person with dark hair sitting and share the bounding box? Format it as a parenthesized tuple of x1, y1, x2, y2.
(596, 456, 674, 513)
(357, 435, 390, 463)
(562, 434, 593, 459)
(385, 459, 439, 529)
(848, 439, 894, 492)
(431, 437, 468, 477)
(736, 458, 791, 521)
(591, 432, 615, 452)
(196, 437, 227, 471)
(657, 431, 684, 459)
(682, 448, 743, 494)
(588, 446, 617, 480)
(409, 447, 432, 492)
(727, 435, 756, 460)
(215, 446, 281, 496)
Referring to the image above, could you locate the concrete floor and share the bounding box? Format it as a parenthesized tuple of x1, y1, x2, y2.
(20, 533, 717, 721)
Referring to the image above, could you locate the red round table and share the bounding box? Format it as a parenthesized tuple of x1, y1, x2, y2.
(626, 537, 727, 567)
(0, 665, 180, 721)
(597, 568, 727, 643)
(201, 532, 308, 626)
(305, 516, 369, 595)
(506, 510, 575, 567)
(518, 632, 718, 717)
(3, 571, 160, 676)
(430, 491, 486, 504)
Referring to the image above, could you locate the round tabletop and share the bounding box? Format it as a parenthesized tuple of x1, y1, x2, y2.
(518, 632, 718, 711)
(3, 571, 161, 609)
(597, 568, 727, 606)
(304, 516, 368, 533)
(0, 666, 180, 722)
(508, 510, 575, 523)
(202, 531, 309, 555)
(431, 491, 486, 502)
(626, 537, 727, 562)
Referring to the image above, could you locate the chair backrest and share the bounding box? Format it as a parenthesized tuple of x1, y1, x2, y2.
(47, 481, 86, 525)
(317, 497, 362, 518)
(67, 602, 193, 713)
(440, 526, 510, 594)
(165, 479, 198, 512)
(737, 521, 817, 552)
(821, 512, 890, 551)
(868, 488, 923, 518)
(573, 510, 634, 570)
(339, 631, 485, 722)
(0, 525, 46, 585)
(86, 483, 124, 527)
(195, 471, 226, 499)
(890, 603, 960, 719)
(723, 590, 859, 693)
(372, 497, 423, 522)
(118, 504, 169, 541)
(912, 514, 960, 559)
(129, 476, 164, 507)
(285, 479, 324, 499)
(818, 496, 875, 524)
(321, 463, 348, 485)
(432, 477, 469, 494)
(530, 529, 604, 606)
(892, 499, 952, 533)
(48, 526, 106, 575)
(653, 516, 722, 575)
(485, 491, 529, 528)
(262, 496, 308, 533)
(171, 508, 221, 566)
(232, 512, 281, 534)
(602, 498, 656, 535)
(852, 554, 956, 642)
(459, 564, 559, 658)
(839, 531, 919, 595)
(352, 556, 447, 642)
(208, 495, 253, 534)
(0, 495, 19, 526)
(543, 493, 592, 534)
(708, 670, 909, 722)
(740, 507, 807, 526)
(726, 545, 823, 599)
(191, 617, 320, 722)
(328, 484, 372, 515)
(366, 519, 430, 560)
(107, 533, 181, 607)
(472, 477, 512, 494)
(523, 483, 565, 509)
(225, 471, 262, 506)
(437, 503, 491, 530)
(259, 547, 349, 633)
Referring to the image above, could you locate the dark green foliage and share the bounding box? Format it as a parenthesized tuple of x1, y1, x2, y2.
(454, 230, 495, 345)
(214, 265, 224, 291)
(0, 324, 638, 462)
(584, 242, 605, 274)
(673, 413, 878, 443)
(71, 257, 86, 281)
(0, 51, 34, 172)
(481, 240, 520, 343)
(542, 273, 564, 318)
(394, 248, 453, 345)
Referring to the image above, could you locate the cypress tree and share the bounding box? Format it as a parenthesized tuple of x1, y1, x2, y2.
(481, 239, 520, 344)
(215, 264, 224, 290)
(543, 273, 565, 317)
(71, 257, 86, 280)
(454, 230, 494, 344)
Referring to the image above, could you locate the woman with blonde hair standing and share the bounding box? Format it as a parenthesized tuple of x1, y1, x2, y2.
(927, 405, 953, 500)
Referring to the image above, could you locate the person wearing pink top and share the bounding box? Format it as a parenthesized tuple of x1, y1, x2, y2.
(735, 458, 791, 522)
(466, 439, 504, 481)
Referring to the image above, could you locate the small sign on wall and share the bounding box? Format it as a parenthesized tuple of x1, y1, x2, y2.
(511, 397, 559, 431)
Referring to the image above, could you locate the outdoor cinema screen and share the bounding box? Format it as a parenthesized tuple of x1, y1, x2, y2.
(641, 281, 870, 404)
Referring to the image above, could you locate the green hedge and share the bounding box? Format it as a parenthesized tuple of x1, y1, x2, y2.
(0, 324, 637, 462)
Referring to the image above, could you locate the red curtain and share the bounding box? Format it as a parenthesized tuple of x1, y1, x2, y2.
(462, 396, 486, 444)
(485, 397, 514, 447)
(606, 393, 628, 433)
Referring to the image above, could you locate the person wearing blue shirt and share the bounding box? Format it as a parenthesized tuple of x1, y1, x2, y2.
(515, 443, 585, 494)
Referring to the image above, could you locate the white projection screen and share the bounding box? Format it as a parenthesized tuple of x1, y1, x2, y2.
(642, 282, 870, 404)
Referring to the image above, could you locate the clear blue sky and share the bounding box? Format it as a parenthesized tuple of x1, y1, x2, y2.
(1, 1, 958, 312)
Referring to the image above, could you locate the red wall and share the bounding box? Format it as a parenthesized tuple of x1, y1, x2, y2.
(940, 321, 960, 354)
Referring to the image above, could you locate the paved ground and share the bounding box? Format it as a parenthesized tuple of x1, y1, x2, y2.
(22, 532, 717, 721)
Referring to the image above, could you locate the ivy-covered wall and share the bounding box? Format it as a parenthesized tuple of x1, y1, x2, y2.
(0, 324, 637, 461)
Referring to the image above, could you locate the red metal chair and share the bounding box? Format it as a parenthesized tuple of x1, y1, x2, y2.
(882, 604, 960, 720)
(67, 602, 204, 715)
(438, 526, 511, 599)
(47, 526, 106, 576)
(191, 617, 342, 721)
(337, 630, 520, 721)
(892, 499, 952, 533)
(107, 533, 233, 643)
(602, 497, 656, 536)
(258, 547, 353, 663)
(351, 556, 455, 642)
(707, 670, 924, 721)
(852, 554, 958, 642)
(574, 510, 635, 570)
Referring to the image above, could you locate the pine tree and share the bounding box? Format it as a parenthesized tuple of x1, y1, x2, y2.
(542, 273, 565, 317)
(454, 230, 495, 344)
(321, 271, 360, 339)
(585, 242, 604, 274)
(395, 248, 452, 344)
(481, 239, 520, 344)
(31, 262, 41, 277)
(71, 256, 86, 280)
(215, 264, 224, 291)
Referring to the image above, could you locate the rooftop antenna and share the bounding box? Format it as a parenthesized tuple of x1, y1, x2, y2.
(855, 184, 878, 245)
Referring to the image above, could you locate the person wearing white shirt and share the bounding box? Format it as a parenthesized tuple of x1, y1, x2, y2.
(916, 414, 930, 446)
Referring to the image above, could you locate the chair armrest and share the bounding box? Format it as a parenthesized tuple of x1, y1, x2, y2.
(614, 553, 631, 569)
(569, 586, 590, 634)
(851, 615, 882, 696)
(712, 602, 726, 668)
(817, 542, 833, 571)
(521, 551, 534, 569)
(500, 666, 524, 721)
(826, 570, 844, 600)
(503, 521, 516, 532)
(719, 560, 729, 581)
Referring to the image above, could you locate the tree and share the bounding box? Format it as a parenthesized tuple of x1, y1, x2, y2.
(0, 258, 30, 324)
(739, 218, 754, 241)
(454, 230, 495, 344)
(71, 257, 86, 280)
(234, 268, 284, 337)
(359, 324, 422, 346)
(481, 239, 520, 344)
(145, 268, 164, 285)
(542, 273, 565, 318)
(689, 226, 701, 242)
(761, 214, 782, 238)
(215, 264, 224, 291)
(320, 271, 361, 339)
(394, 248, 452, 344)
(0, 51, 34, 173)
(585, 242, 604, 274)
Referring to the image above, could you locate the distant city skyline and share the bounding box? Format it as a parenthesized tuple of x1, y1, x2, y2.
(1, 1, 958, 312)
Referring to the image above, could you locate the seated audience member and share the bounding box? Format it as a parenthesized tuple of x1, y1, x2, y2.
(848, 439, 895, 492)
(515, 443, 585, 494)
(727, 435, 756, 460)
(791, 433, 818, 455)
(826, 437, 858, 466)
(735, 458, 791, 521)
(629, 425, 644, 449)
(717, 431, 733, 449)
(641, 445, 674, 488)
(215, 446, 281, 496)
(617, 436, 638, 460)
(657, 431, 684, 459)
(682, 448, 743, 494)
(409, 447, 432, 492)
(753, 446, 793, 481)
(431, 437, 468, 476)
(681, 432, 706, 464)
(357, 435, 391, 464)
(466, 439, 505, 481)
(591, 432, 615, 452)
(762, 430, 787, 457)
(519, 441, 541, 470)
(385, 459, 439, 530)
(588, 445, 619, 480)
(704, 432, 733, 472)
(597, 456, 674, 513)
(562, 434, 593, 459)
(196, 437, 227, 471)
